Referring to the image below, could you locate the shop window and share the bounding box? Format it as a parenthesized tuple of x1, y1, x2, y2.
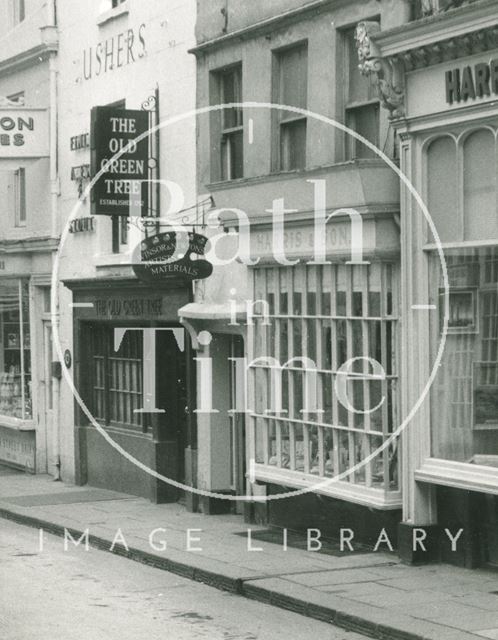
(427, 136, 459, 242)
(88, 324, 144, 430)
(0, 280, 32, 421)
(249, 263, 399, 497)
(343, 26, 379, 160)
(273, 44, 308, 171)
(430, 247, 498, 467)
(215, 65, 243, 181)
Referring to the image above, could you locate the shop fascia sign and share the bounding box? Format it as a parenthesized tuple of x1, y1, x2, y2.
(446, 59, 498, 105)
(90, 106, 149, 216)
(0, 107, 49, 158)
(132, 230, 213, 282)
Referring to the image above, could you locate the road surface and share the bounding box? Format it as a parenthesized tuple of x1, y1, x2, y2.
(0, 518, 369, 640)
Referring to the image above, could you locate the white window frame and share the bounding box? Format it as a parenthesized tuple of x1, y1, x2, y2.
(218, 65, 243, 181)
(273, 43, 308, 172)
(14, 167, 26, 228)
(247, 263, 401, 509)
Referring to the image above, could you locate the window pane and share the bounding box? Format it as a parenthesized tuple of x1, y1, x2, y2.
(346, 104, 379, 160)
(278, 45, 308, 110)
(464, 129, 497, 241)
(0, 280, 31, 420)
(280, 119, 306, 171)
(430, 248, 498, 465)
(221, 130, 243, 180)
(249, 263, 399, 492)
(427, 136, 459, 242)
(345, 27, 377, 104)
(221, 67, 243, 129)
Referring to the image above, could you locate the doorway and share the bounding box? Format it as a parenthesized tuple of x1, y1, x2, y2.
(229, 335, 246, 514)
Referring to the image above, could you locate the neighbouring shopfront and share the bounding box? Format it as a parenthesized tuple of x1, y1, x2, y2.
(244, 210, 403, 544)
(64, 278, 195, 503)
(0, 254, 56, 474)
(368, 0, 498, 566)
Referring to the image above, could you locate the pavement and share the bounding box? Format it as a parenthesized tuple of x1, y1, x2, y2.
(2, 469, 498, 640)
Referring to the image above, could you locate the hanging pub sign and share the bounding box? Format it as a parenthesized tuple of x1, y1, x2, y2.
(132, 230, 213, 282)
(90, 106, 149, 216)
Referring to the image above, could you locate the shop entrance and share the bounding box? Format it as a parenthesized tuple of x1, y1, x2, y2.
(229, 335, 246, 514)
(81, 321, 190, 497)
(155, 327, 189, 486)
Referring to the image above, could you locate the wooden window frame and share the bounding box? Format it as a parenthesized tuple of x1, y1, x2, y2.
(87, 323, 145, 432)
(214, 64, 244, 182)
(247, 263, 401, 508)
(341, 24, 380, 161)
(272, 43, 308, 172)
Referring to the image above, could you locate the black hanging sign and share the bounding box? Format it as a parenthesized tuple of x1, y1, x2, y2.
(90, 106, 149, 216)
(132, 230, 213, 282)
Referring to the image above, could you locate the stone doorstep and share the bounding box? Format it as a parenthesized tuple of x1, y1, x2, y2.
(0, 505, 486, 640)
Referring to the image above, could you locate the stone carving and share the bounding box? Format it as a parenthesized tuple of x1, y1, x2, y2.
(420, 0, 473, 16)
(355, 21, 405, 118)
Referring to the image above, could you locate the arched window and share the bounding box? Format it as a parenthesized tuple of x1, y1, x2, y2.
(463, 129, 497, 240)
(427, 136, 459, 242)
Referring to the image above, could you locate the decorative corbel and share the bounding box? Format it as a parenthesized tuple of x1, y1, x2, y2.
(355, 21, 405, 118)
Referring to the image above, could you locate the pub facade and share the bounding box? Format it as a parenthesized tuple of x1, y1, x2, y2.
(56, 0, 198, 502)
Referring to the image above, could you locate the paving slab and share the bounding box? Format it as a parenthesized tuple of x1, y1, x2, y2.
(0, 472, 496, 640)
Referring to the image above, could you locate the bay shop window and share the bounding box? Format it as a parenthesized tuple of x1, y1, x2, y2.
(248, 262, 400, 507)
(430, 248, 498, 466)
(424, 126, 498, 479)
(0, 280, 32, 422)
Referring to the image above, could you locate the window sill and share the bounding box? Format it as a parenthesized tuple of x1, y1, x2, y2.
(0, 416, 35, 432)
(97, 2, 129, 27)
(416, 457, 498, 495)
(252, 463, 401, 510)
(207, 158, 391, 191)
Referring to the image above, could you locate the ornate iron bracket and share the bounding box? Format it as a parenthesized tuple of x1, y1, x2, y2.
(355, 21, 405, 118)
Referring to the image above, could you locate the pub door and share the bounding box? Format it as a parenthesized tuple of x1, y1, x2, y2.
(229, 335, 246, 514)
(155, 327, 188, 490)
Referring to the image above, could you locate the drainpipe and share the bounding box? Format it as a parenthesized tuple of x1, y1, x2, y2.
(42, 0, 61, 479)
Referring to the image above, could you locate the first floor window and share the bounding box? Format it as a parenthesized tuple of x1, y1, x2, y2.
(280, 118, 307, 171)
(430, 247, 498, 467)
(0, 280, 32, 421)
(273, 44, 308, 171)
(217, 65, 243, 181)
(14, 168, 26, 227)
(249, 262, 399, 494)
(345, 103, 380, 160)
(343, 25, 380, 161)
